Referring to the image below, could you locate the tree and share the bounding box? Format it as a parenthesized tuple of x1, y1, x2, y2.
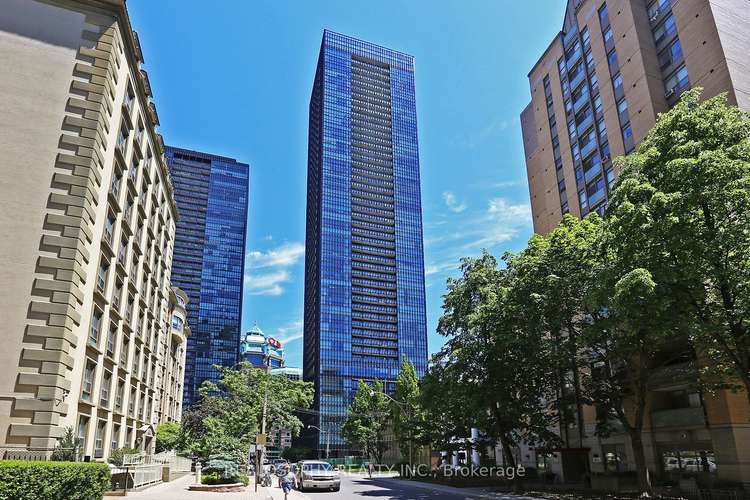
(392, 358, 425, 468)
(430, 253, 560, 476)
(281, 447, 313, 462)
(580, 157, 696, 493)
(341, 380, 390, 464)
(509, 214, 602, 447)
(155, 422, 181, 454)
(181, 362, 313, 461)
(614, 89, 750, 401)
(50, 426, 80, 462)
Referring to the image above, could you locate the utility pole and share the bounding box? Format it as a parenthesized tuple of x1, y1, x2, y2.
(255, 354, 271, 492)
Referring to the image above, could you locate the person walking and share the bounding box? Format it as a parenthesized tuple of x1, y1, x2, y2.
(280, 466, 296, 500)
(368, 461, 375, 479)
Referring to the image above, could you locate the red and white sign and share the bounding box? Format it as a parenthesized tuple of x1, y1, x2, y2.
(267, 337, 282, 349)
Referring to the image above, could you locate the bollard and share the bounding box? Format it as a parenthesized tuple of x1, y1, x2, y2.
(195, 463, 202, 484)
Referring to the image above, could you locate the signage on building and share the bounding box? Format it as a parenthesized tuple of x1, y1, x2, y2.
(267, 337, 282, 348)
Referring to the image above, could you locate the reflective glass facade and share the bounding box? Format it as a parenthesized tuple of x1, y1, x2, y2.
(304, 31, 428, 456)
(164, 146, 249, 408)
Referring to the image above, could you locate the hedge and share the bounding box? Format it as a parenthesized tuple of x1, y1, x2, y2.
(0, 460, 111, 500)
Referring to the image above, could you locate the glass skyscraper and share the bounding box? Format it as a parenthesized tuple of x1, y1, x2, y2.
(164, 146, 249, 408)
(303, 30, 428, 456)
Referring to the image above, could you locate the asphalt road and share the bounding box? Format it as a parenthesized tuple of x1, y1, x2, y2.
(271, 473, 499, 499)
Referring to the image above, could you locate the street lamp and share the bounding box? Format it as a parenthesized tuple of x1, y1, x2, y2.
(371, 391, 415, 474)
(307, 425, 329, 460)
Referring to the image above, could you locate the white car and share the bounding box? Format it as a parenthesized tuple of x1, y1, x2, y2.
(296, 460, 341, 492)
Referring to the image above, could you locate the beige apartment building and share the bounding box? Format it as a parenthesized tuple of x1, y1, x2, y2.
(519, 0, 750, 487)
(0, 0, 189, 460)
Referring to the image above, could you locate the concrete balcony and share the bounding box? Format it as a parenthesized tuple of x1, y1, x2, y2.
(651, 407, 706, 429)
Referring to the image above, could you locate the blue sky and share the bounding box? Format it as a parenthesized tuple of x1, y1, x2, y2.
(128, 1, 567, 368)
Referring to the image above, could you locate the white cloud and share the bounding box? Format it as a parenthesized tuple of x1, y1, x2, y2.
(244, 270, 291, 296)
(246, 242, 305, 269)
(442, 191, 467, 213)
(425, 260, 458, 276)
(274, 319, 304, 345)
(243, 242, 305, 296)
(464, 198, 532, 248)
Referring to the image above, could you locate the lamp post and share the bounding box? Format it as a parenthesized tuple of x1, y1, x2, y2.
(372, 391, 414, 475)
(307, 425, 329, 460)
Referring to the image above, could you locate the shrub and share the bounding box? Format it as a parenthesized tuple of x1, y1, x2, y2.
(107, 447, 140, 467)
(201, 472, 221, 485)
(0, 460, 110, 500)
(203, 454, 240, 482)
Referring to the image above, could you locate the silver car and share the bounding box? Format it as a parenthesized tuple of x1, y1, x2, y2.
(296, 460, 341, 492)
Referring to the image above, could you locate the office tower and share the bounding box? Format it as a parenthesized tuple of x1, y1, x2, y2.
(304, 30, 428, 457)
(0, 0, 188, 459)
(164, 146, 249, 408)
(518, 0, 750, 485)
(240, 324, 285, 370)
(522, 0, 750, 235)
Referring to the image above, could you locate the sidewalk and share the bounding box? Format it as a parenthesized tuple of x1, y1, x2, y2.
(123, 473, 273, 500)
(374, 477, 544, 499)
(263, 482, 310, 500)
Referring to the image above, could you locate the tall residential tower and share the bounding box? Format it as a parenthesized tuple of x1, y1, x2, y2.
(303, 31, 428, 457)
(164, 147, 249, 408)
(522, 0, 750, 235)
(519, 0, 750, 485)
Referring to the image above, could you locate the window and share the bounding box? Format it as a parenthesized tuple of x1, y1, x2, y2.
(654, 14, 676, 45)
(171, 315, 184, 331)
(82, 360, 95, 402)
(111, 425, 120, 451)
(124, 84, 134, 115)
(96, 261, 108, 292)
(107, 324, 117, 357)
(612, 73, 623, 90)
(608, 51, 618, 68)
(665, 64, 689, 96)
(599, 4, 609, 27)
(89, 309, 102, 347)
(116, 380, 124, 412)
(585, 50, 595, 72)
(659, 39, 682, 68)
(623, 124, 633, 139)
(77, 416, 89, 450)
(104, 214, 115, 245)
(603, 27, 613, 43)
(593, 95, 603, 114)
(581, 27, 590, 47)
(648, 0, 670, 20)
(94, 420, 105, 457)
(617, 99, 628, 114)
(100, 371, 111, 407)
(597, 117, 607, 140)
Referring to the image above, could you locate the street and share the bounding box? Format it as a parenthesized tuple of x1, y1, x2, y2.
(265, 473, 540, 500)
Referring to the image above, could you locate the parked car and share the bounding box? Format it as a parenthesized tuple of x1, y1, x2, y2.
(295, 460, 340, 492)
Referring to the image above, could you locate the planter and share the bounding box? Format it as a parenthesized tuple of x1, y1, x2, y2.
(188, 482, 245, 492)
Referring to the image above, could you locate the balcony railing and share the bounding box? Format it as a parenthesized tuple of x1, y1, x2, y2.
(651, 407, 706, 428)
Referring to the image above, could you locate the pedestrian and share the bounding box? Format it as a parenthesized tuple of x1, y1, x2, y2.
(368, 461, 374, 479)
(280, 466, 296, 500)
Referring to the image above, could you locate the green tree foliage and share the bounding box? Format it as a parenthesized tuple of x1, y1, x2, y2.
(281, 447, 313, 462)
(509, 214, 602, 446)
(155, 422, 181, 453)
(50, 426, 80, 462)
(613, 89, 750, 401)
(429, 253, 560, 471)
(341, 380, 390, 464)
(392, 359, 425, 467)
(0, 460, 110, 500)
(181, 362, 313, 461)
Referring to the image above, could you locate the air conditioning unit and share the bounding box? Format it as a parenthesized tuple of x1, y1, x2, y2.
(665, 87, 675, 98)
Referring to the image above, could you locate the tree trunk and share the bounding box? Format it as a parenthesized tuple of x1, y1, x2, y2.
(629, 429, 651, 494)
